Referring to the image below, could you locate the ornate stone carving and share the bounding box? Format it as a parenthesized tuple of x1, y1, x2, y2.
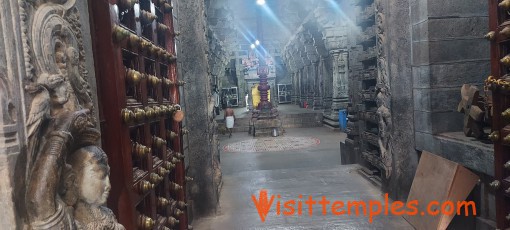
(375, 0, 392, 178)
(18, 0, 123, 228)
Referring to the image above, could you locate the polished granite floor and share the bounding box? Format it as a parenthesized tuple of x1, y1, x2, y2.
(193, 127, 413, 230)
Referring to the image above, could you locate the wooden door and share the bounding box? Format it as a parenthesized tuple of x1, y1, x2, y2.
(88, 0, 188, 229)
(486, 0, 510, 228)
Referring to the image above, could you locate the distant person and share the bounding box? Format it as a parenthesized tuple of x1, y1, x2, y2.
(224, 106, 235, 138)
(245, 93, 249, 111)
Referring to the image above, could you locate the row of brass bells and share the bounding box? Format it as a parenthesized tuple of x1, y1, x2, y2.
(163, 79, 175, 87)
(126, 68, 144, 85)
(163, 161, 175, 170)
(133, 142, 151, 158)
(153, 136, 167, 149)
(138, 215, 155, 230)
(150, 172, 164, 184)
(119, 0, 138, 9)
(135, 180, 155, 194)
(170, 182, 182, 191)
(112, 25, 131, 43)
(140, 10, 157, 24)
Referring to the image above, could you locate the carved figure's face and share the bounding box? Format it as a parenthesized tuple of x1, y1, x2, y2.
(77, 157, 111, 206)
(67, 146, 112, 207)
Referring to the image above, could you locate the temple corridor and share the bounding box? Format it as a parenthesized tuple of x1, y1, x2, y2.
(194, 125, 412, 229)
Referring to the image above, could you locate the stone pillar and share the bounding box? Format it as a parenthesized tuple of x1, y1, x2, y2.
(312, 62, 322, 110)
(328, 50, 349, 123)
(322, 57, 333, 116)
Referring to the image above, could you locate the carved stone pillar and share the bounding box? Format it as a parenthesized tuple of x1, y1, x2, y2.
(328, 49, 349, 123)
(321, 57, 332, 115)
(312, 61, 322, 110)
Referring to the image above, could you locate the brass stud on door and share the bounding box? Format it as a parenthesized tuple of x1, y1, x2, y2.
(501, 55, 510, 66)
(485, 31, 496, 41)
(500, 0, 510, 9)
(489, 131, 500, 142)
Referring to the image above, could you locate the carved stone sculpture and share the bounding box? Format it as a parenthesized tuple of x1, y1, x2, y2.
(17, 0, 123, 229)
(27, 110, 124, 230)
(375, 0, 393, 178)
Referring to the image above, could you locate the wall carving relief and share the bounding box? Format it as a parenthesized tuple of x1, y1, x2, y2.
(17, 0, 123, 229)
(375, 0, 392, 178)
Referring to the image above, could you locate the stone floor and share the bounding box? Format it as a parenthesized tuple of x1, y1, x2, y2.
(193, 127, 413, 229)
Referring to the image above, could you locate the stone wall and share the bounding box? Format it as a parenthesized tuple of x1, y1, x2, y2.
(176, 0, 221, 218)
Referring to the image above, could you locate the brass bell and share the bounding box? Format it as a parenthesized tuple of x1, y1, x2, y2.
(156, 167, 169, 176)
(153, 106, 162, 117)
(122, 108, 135, 124)
(489, 180, 501, 190)
(167, 54, 177, 62)
(158, 23, 169, 33)
(149, 75, 161, 87)
(163, 3, 173, 13)
(505, 161, 510, 169)
(167, 216, 179, 227)
(141, 40, 152, 51)
(504, 134, 510, 145)
(126, 68, 142, 85)
(138, 215, 155, 230)
(489, 131, 500, 142)
(175, 152, 184, 159)
(171, 157, 180, 164)
(129, 34, 142, 48)
(503, 108, 510, 119)
(133, 108, 146, 122)
(500, 0, 510, 9)
(173, 208, 183, 217)
(140, 10, 157, 24)
(135, 180, 154, 194)
(176, 201, 187, 209)
(157, 47, 167, 58)
(167, 130, 178, 140)
(145, 107, 155, 119)
(501, 55, 510, 66)
(485, 31, 496, 41)
(158, 197, 170, 208)
(163, 161, 175, 170)
(153, 136, 167, 149)
(112, 25, 130, 43)
(118, 0, 138, 9)
(134, 143, 150, 158)
(170, 182, 182, 191)
(150, 173, 163, 184)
